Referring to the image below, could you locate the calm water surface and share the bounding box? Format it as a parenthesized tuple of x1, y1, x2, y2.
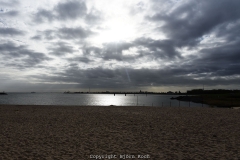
(0, 93, 208, 107)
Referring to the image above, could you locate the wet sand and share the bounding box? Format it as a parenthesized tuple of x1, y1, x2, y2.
(0, 105, 240, 159)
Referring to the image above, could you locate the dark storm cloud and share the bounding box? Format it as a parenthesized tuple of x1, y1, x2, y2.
(0, 41, 24, 52)
(101, 42, 133, 61)
(0, 0, 19, 7)
(48, 42, 76, 56)
(55, 0, 87, 20)
(214, 20, 240, 42)
(31, 66, 240, 90)
(200, 44, 240, 65)
(33, 0, 87, 23)
(57, 27, 94, 39)
(37, 27, 94, 41)
(33, 0, 103, 25)
(31, 68, 129, 88)
(88, 37, 181, 62)
(193, 42, 240, 77)
(31, 35, 42, 40)
(81, 42, 143, 62)
(67, 57, 92, 63)
(148, 0, 240, 46)
(33, 9, 55, 23)
(83, 46, 102, 55)
(155, 40, 240, 82)
(0, 10, 19, 17)
(134, 37, 181, 59)
(0, 27, 24, 36)
(84, 9, 103, 25)
(136, 0, 240, 87)
(42, 30, 56, 40)
(81, 38, 181, 62)
(0, 42, 51, 69)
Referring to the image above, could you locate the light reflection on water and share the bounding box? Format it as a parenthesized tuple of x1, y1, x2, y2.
(0, 93, 208, 107)
(92, 94, 123, 106)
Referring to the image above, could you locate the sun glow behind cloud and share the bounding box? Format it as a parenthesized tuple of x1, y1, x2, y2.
(90, 1, 139, 44)
(93, 19, 137, 43)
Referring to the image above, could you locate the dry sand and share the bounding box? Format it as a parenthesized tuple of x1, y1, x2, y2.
(0, 105, 240, 159)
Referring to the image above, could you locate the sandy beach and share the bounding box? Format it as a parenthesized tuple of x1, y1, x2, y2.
(0, 105, 240, 159)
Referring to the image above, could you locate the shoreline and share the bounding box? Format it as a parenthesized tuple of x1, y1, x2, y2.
(1, 105, 240, 159)
(171, 95, 240, 108)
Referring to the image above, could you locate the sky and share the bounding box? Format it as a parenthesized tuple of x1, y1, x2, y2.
(0, 0, 240, 92)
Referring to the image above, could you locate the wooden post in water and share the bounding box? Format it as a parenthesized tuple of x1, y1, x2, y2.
(137, 96, 138, 106)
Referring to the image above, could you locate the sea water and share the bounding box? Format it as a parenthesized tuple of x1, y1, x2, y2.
(0, 93, 208, 107)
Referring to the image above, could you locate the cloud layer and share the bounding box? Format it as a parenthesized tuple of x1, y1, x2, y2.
(1, 0, 240, 92)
